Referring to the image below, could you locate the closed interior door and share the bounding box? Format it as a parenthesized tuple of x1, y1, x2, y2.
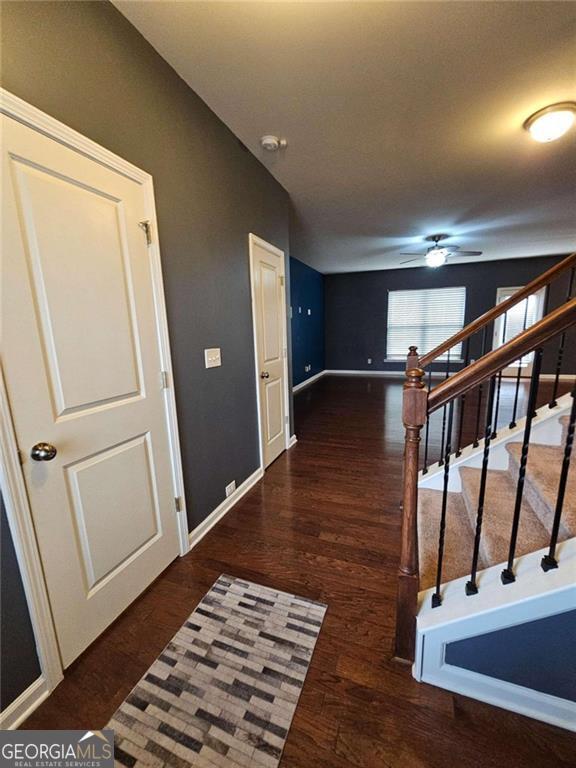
(251, 238, 287, 468)
(2, 114, 180, 666)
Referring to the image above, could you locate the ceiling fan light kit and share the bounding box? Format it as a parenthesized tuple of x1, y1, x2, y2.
(400, 233, 483, 268)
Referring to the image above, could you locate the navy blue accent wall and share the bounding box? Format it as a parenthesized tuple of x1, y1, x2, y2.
(325, 255, 575, 375)
(1, 493, 41, 709)
(446, 609, 576, 701)
(290, 258, 325, 386)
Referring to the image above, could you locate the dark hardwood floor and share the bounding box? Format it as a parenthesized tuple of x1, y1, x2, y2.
(23, 375, 575, 767)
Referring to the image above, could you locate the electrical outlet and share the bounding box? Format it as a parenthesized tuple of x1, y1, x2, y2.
(204, 348, 221, 368)
(225, 480, 236, 497)
(367, 358, 372, 364)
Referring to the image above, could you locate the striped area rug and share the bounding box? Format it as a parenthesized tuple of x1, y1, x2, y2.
(107, 574, 327, 767)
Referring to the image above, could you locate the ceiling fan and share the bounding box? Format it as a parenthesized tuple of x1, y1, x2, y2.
(400, 234, 483, 268)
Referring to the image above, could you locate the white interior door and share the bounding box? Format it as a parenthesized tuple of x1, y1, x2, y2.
(2, 114, 180, 666)
(250, 236, 288, 468)
(492, 287, 546, 377)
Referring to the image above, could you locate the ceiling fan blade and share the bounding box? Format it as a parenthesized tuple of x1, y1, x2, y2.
(399, 257, 421, 265)
(399, 252, 425, 256)
(454, 250, 483, 256)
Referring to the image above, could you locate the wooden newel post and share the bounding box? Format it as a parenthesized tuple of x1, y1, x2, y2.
(406, 345, 420, 372)
(394, 366, 428, 663)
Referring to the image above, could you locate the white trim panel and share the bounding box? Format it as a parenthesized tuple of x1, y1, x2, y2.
(188, 467, 263, 550)
(0, 676, 50, 730)
(415, 540, 576, 731)
(292, 370, 326, 393)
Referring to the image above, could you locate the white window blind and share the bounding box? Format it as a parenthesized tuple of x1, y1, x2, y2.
(387, 286, 466, 361)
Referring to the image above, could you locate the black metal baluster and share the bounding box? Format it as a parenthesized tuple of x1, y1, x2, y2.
(466, 376, 497, 595)
(509, 298, 531, 429)
(501, 347, 543, 584)
(432, 400, 455, 608)
(490, 313, 507, 439)
(455, 338, 471, 457)
(438, 349, 451, 466)
(473, 327, 488, 447)
(549, 267, 575, 408)
(422, 368, 432, 474)
(542, 380, 576, 571)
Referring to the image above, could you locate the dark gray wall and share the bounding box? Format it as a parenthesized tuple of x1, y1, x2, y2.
(446, 609, 576, 701)
(325, 255, 575, 375)
(1, 0, 291, 531)
(1, 494, 41, 709)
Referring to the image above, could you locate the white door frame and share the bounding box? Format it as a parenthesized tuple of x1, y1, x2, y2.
(0, 89, 189, 719)
(248, 233, 291, 470)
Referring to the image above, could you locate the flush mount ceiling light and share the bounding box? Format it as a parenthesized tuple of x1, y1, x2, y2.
(260, 135, 288, 152)
(425, 247, 448, 268)
(523, 102, 576, 143)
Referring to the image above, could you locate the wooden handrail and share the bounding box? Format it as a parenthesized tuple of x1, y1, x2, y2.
(428, 298, 576, 413)
(419, 251, 576, 368)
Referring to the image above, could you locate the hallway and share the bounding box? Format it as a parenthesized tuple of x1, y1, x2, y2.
(23, 376, 575, 767)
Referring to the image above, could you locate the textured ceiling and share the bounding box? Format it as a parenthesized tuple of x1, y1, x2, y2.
(115, 1, 576, 273)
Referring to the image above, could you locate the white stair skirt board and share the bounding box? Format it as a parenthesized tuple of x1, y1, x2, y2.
(414, 538, 576, 732)
(419, 391, 573, 493)
(0, 676, 50, 730)
(188, 468, 263, 550)
(292, 370, 326, 393)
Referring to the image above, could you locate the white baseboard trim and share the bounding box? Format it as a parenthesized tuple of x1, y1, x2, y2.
(539, 373, 574, 381)
(0, 675, 50, 730)
(288, 434, 297, 448)
(188, 467, 263, 550)
(325, 369, 407, 378)
(292, 370, 326, 393)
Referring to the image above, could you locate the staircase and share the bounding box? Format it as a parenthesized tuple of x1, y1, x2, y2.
(393, 252, 576, 731)
(419, 409, 575, 589)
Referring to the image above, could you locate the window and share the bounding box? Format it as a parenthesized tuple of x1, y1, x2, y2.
(492, 287, 545, 371)
(386, 286, 466, 360)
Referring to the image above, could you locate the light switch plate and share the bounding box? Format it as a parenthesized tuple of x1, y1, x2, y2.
(204, 348, 221, 368)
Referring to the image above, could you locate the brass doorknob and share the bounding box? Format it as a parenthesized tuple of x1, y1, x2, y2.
(260, 371, 270, 379)
(30, 442, 57, 461)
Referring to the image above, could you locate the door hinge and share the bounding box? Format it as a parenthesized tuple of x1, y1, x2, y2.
(139, 220, 152, 246)
(280, 276, 285, 286)
(160, 370, 169, 389)
(174, 496, 183, 513)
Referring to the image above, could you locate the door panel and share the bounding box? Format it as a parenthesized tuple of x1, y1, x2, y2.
(2, 115, 179, 666)
(12, 159, 142, 416)
(251, 239, 287, 468)
(65, 433, 161, 591)
(265, 378, 284, 444)
(261, 263, 280, 362)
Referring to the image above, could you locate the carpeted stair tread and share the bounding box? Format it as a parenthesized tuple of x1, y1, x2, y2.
(418, 488, 478, 590)
(459, 466, 549, 567)
(506, 442, 576, 540)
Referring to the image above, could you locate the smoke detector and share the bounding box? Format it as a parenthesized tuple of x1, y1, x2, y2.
(260, 135, 287, 152)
